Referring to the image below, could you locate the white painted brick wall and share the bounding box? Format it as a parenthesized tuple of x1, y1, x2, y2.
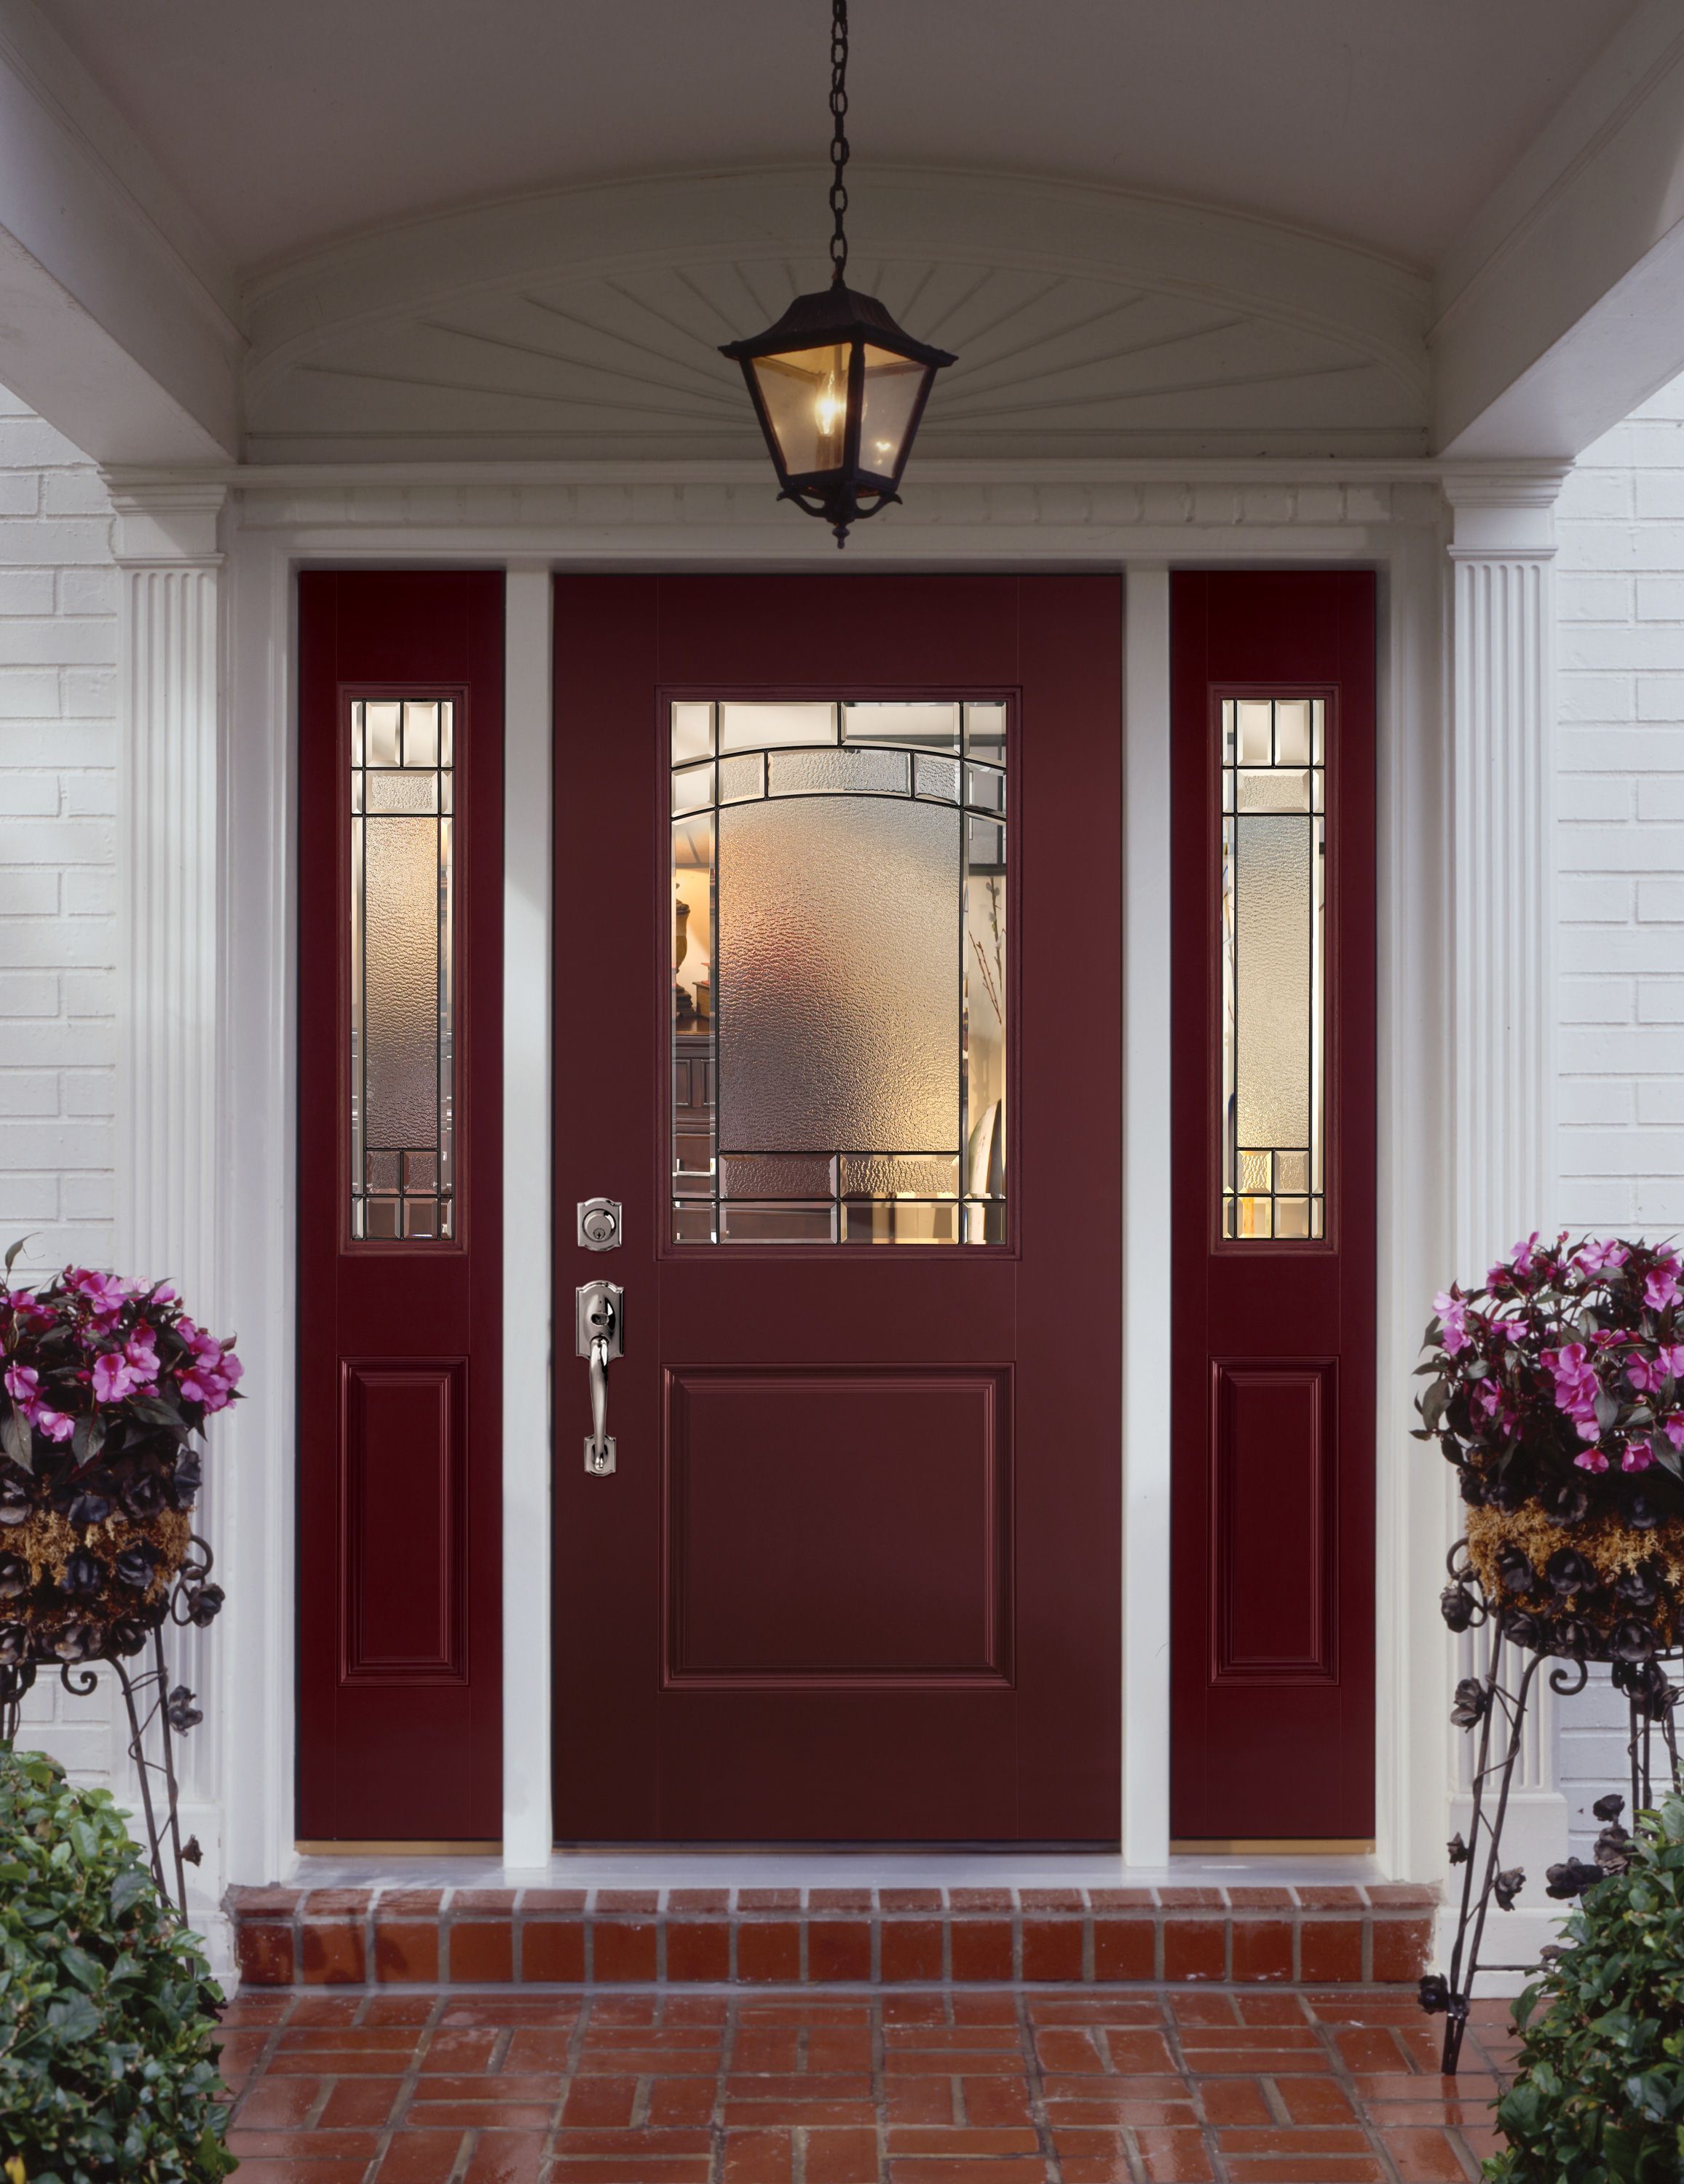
(1555, 372, 1684, 1853)
(0, 385, 117, 1784)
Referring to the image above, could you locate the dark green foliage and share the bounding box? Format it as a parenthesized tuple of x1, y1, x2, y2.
(1486, 1792, 1684, 2181)
(0, 1744, 232, 2182)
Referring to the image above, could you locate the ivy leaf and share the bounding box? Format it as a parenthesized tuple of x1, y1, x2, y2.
(70, 1412, 106, 1468)
(127, 1393, 189, 1439)
(0, 1408, 31, 1475)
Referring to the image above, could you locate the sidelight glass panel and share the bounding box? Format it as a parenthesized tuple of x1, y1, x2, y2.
(1220, 697, 1325, 1241)
(670, 698, 1008, 1244)
(349, 697, 456, 1242)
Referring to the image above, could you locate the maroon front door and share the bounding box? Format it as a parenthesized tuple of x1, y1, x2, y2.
(553, 576, 1122, 1840)
(1169, 570, 1377, 1843)
(298, 571, 505, 1842)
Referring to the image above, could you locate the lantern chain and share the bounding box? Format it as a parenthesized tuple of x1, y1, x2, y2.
(828, 0, 850, 283)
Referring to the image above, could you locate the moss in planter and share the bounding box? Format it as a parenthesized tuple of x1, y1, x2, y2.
(1466, 1502, 1684, 1653)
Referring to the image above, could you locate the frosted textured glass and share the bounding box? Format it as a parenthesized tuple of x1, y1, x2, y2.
(915, 754, 960, 802)
(364, 819, 440, 1150)
(768, 747, 909, 796)
(1237, 769, 1310, 812)
(722, 1154, 835, 1198)
(716, 796, 960, 1154)
(719, 753, 764, 803)
(1234, 815, 1311, 1150)
(367, 771, 438, 814)
(841, 1153, 960, 1198)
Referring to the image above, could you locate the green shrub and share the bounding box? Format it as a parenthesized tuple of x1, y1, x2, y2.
(1487, 1791, 1684, 2181)
(0, 1744, 232, 2182)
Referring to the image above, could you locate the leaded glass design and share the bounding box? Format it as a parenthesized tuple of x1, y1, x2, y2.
(671, 700, 1008, 1246)
(349, 699, 455, 1242)
(1220, 697, 1324, 1241)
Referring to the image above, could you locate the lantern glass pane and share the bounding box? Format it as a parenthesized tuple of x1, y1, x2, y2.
(858, 347, 928, 480)
(750, 344, 851, 476)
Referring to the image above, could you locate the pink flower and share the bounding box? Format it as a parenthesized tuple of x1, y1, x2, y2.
(91, 1351, 145, 1404)
(32, 1406, 72, 1444)
(1490, 1318, 1527, 1345)
(149, 1283, 178, 1306)
(1667, 1414, 1684, 1452)
(1575, 1447, 1610, 1472)
(1576, 1238, 1629, 1277)
(1660, 1345, 1684, 1377)
(1472, 1381, 1502, 1420)
(1629, 1355, 1667, 1395)
(1434, 1291, 1471, 1356)
(124, 1324, 159, 1377)
(178, 1366, 232, 1412)
(67, 1267, 137, 1329)
(1646, 1267, 1683, 1312)
(4, 1364, 38, 1406)
(1624, 1442, 1657, 1471)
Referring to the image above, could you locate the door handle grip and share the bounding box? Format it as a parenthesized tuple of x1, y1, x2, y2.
(588, 1332, 611, 1464)
(577, 1279, 623, 1476)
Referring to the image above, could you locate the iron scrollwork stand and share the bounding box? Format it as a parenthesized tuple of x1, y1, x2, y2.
(0, 1533, 217, 1918)
(1423, 1540, 1683, 2073)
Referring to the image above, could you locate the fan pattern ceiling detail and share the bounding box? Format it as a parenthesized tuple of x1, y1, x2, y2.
(247, 250, 1426, 462)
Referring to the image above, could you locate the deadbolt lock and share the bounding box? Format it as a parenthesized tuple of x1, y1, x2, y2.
(577, 1197, 622, 1251)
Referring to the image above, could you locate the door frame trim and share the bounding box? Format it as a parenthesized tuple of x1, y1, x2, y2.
(194, 464, 1486, 1902)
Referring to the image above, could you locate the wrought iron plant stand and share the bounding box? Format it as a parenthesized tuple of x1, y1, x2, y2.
(1420, 1538, 1683, 2073)
(0, 1533, 219, 1918)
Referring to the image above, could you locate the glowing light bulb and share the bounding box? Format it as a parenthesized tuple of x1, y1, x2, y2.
(815, 374, 845, 437)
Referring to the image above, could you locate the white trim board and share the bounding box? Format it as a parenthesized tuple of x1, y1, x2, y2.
(191, 464, 1474, 1896)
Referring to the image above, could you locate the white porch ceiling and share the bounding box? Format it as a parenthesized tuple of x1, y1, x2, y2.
(1, 0, 1680, 467)
(32, 0, 1639, 277)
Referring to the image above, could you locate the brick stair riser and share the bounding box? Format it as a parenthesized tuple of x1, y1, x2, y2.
(227, 1886, 1437, 1990)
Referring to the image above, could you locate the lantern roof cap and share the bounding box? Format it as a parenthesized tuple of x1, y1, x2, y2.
(719, 280, 957, 369)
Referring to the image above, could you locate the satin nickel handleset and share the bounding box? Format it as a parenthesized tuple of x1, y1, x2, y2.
(576, 1278, 623, 1475)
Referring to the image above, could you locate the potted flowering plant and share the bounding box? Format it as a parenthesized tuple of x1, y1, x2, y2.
(1420, 1231, 1684, 1692)
(0, 1241, 240, 1669)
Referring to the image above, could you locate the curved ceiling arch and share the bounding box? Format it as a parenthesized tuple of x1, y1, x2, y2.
(243, 167, 1430, 463)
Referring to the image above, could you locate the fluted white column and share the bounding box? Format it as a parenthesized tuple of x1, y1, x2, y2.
(110, 483, 227, 1902)
(1444, 471, 1569, 1930)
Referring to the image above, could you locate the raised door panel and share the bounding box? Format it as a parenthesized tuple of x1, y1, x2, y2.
(340, 1361, 467, 1684)
(665, 1367, 1011, 1686)
(1211, 1361, 1336, 1684)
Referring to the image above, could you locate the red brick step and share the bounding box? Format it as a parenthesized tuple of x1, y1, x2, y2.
(226, 1881, 1438, 1989)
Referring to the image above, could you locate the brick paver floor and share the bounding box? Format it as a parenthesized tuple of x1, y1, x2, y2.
(216, 1987, 1517, 2184)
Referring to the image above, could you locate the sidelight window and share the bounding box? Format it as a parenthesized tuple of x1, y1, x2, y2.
(1219, 697, 1325, 1241)
(671, 700, 1008, 1244)
(349, 698, 456, 1242)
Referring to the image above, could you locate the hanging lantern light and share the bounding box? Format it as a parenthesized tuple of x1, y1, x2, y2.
(720, 0, 956, 547)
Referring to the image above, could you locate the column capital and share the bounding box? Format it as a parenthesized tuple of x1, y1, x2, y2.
(102, 478, 227, 564)
(1441, 465, 1572, 558)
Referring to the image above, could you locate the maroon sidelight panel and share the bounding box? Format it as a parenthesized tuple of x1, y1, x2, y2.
(553, 575, 1122, 1841)
(1169, 570, 1377, 1842)
(297, 571, 504, 1840)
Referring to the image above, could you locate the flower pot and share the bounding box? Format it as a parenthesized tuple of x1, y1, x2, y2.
(1463, 1500, 1684, 1661)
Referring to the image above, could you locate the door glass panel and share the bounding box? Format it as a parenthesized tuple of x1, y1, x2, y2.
(671, 700, 1008, 1244)
(350, 697, 455, 1242)
(1219, 697, 1324, 1241)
